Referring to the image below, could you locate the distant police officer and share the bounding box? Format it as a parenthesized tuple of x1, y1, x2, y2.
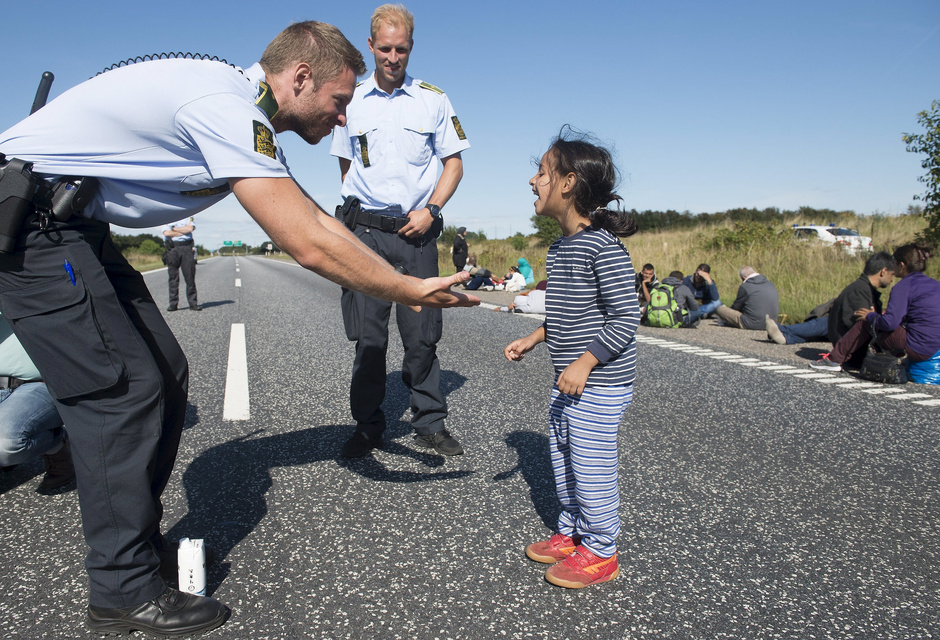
(0, 20, 475, 638)
(331, 4, 470, 458)
(163, 217, 200, 311)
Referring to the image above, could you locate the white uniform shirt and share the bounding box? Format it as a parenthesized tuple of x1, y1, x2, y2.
(330, 73, 470, 213)
(0, 59, 290, 228)
(164, 217, 195, 243)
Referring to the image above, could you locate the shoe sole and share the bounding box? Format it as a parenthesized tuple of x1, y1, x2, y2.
(86, 608, 228, 638)
(525, 546, 572, 564)
(544, 565, 620, 589)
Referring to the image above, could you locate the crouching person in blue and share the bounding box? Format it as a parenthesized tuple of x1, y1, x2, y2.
(0, 20, 476, 638)
(0, 313, 73, 494)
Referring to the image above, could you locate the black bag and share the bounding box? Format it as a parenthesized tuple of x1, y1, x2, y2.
(858, 345, 908, 384)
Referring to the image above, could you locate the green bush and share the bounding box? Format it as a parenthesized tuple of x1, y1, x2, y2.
(138, 239, 164, 255)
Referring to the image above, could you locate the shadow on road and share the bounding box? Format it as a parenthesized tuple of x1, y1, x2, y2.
(167, 424, 473, 595)
(493, 430, 559, 530)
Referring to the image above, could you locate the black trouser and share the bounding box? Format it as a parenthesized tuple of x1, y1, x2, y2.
(340, 225, 446, 436)
(166, 241, 197, 308)
(0, 215, 187, 608)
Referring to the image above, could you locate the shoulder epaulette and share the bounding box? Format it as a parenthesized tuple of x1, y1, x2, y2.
(418, 81, 444, 95)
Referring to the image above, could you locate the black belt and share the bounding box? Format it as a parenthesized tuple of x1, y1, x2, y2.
(0, 376, 34, 390)
(353, 210, 408, 233)
(170, 239, 194, 247)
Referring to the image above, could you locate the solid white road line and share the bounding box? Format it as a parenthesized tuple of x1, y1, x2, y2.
(223, 323, 250, 421)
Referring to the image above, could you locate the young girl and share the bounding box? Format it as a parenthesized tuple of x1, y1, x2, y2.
(504, 131, 640, 588)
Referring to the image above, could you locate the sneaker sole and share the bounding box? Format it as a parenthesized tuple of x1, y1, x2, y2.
(544, 565, 620, 589)
(526, 547, 570, 564)
(525, 540, 579, 564)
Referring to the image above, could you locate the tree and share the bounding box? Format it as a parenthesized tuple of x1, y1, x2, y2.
(903, 100, 940, 245)
(530, 214, 561, 247)
(509, 232, 528, 251)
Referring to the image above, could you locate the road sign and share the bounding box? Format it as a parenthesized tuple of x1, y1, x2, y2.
(235, 241, 242, 246)
(223, 241, 233, 246)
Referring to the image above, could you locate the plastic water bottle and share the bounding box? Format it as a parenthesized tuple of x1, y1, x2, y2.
(177, 538, 206, 596)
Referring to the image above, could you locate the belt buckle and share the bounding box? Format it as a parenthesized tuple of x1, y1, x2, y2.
(380, 216, 397, 232)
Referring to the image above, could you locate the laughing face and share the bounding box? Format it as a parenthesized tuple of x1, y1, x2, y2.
(529, 151, 565, 219)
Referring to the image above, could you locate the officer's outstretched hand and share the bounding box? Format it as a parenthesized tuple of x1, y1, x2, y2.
(408, 271, 480, 311)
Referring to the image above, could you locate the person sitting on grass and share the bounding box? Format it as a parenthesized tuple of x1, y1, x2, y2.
(766, 251, 895, 347)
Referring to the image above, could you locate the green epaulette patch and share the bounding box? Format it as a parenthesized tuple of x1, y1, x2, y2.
(419, 81, 444, 95)
(255, 80, 279, 120)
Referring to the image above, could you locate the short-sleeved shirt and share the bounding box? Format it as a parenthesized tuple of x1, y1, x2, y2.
(330, 73, 470, 213)
(164, 218, 195, 243)
(0, 59, 290, 228)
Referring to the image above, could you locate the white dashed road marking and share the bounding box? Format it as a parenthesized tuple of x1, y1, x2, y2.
(635, 334, 937, 408)
(223, 323, 250, 421)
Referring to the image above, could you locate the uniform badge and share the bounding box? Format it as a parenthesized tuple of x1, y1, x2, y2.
(451, 116, 467, 141)
(357, 134, 371, 168)
(253, 120, 276, 159)
(419, 81, 444, 95)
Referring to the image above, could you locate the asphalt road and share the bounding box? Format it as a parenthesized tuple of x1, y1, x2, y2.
(1, 255, 938, 640)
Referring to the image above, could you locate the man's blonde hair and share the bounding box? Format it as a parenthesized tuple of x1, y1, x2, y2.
(370, 4, 415, 40)
(261, 21, 366, 86)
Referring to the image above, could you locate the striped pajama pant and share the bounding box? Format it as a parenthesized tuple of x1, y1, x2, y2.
(548, 383, 633, 558)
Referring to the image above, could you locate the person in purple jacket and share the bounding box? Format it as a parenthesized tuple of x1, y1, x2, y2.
(811, 242, 940, 372)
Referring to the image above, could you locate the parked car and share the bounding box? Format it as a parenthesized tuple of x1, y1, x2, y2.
(792, 224, 873, 255)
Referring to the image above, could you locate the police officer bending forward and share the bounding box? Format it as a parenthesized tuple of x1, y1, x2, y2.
(0, 20, 476, 639)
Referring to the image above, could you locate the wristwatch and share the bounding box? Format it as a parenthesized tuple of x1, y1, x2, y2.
(426, 204, 441, 219)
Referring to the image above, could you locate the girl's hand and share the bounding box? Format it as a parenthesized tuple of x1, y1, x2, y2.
(556, 352, 600, 396)
(504, 338, 534, 361)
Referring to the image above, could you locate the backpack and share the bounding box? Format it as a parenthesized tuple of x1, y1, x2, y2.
(646, 283, 685, 328)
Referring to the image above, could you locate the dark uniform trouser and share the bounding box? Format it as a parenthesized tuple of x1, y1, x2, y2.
(0, 215, 187, 608)
(341, 225, 446, 437)
(166, 241, 198, 308)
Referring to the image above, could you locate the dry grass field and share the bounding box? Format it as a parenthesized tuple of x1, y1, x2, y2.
(440, 213, 938, 324)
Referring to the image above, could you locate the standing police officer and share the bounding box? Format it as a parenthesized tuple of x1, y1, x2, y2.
(331, 4, 470, 458)
(163, 217, 200, 311)
(0, 20, 476, 638)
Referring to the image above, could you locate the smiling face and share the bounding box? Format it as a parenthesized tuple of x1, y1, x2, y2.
(529, 151, 569, 220)
(368, 22, 412, 92)
(290, 66, 356, 145)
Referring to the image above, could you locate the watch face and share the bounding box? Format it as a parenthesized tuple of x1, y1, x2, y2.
(428, 204, 441, 218)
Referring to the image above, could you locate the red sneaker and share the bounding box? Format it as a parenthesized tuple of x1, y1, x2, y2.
(526, 533, 581, 564)
(544, 546, 619, 588)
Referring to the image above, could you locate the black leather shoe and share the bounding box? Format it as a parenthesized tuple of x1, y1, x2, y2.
(189, 305, 201, 311)
(86, 587, 228, 638)
(414, 429, 464, 456)
(341, 431, 383, 458)
(167, 305, 178, 312)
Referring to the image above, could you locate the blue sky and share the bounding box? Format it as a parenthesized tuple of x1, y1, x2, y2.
(3, 1, 938, 249)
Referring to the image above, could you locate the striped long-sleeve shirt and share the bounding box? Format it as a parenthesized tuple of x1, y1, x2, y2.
(543, 227, 640, 386)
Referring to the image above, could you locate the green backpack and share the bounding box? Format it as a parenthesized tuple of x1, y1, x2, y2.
(646, 283, 685, 328)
